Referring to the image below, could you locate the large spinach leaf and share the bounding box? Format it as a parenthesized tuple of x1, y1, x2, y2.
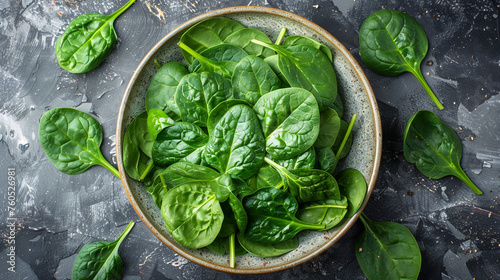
(237, 233, 298, 258)
(232, 55, 282, 105)
(146, 109, 175, 141)
(175, 72, 232, 127)
(355, 213, 421, 280)
(297, 196, 348, 230)
(72, 221, 134, 280)
(252, 40, 337, 111)
(56, 0, 135, 73)
(178, 41, 237, 78)
(161, 184, 223, 249)
(403, 110, 482, 194)
(188, 44, 248, 73)
(265, 157, 341, 203)
(38, 108, 119, 178)
(273, 147, 316, 170)
(145, 62, 189, 119)
(152, 122, 208, 167)
(246, 164, 283, 190)
(223, 28, 275, 58)
(253, 88, 320, 160)
(179, 17, 245, 64)
(359, 9, 443, 110)
(337, 168, 367, 217)
(204, 104, 265, 180)
(243, 187, 324, 243)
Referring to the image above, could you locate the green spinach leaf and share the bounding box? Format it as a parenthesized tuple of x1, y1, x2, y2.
(237, 232, 299, 258)
(359, 9, 443, 110)
(224, 28, 275, 58)
(206, 99, 251, 135)
(178, 41, 237, 78)
(273, 147, 316, 170)
(161, 184, 224, 249)
(355, 213, 421, 280)
(243, 187, 324, 243)
(314, 147, 337, 174)
(246, 164, 283, 190)
(189, 43, 248, 73)
(403, 110, 482, 194)
(282, 35, 333, 62)
(297, 196, 348, 230)
(314, 108, 341, 149)
(337, 168, 367, 217)
(123, 112, 154, 181)
(38, 108, 119, 178)
(147, 109, 175, 141)
(72, 221, 134, 280)
(264, 55, 290, 86)
(253, 88, 320, 160)
(56, 0, 136, 73)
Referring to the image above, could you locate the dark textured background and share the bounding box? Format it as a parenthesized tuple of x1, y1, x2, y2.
(1, 0, 499, 279)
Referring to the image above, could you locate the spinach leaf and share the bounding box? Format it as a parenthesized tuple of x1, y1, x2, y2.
(145, 62, 189, 119)
(230, 176, 256, 200)
(219, 193, 248, 236)
(206, 235, 247, 256)
(152, 122, 208, 167)
(206, 99, 251, 135)
(244, 187, 324, 243)
(297, 196, 348, 230)
(123, 112, 154, 181)
(282, 35, 333, 62)
(246, 164, 283, 190)
(232, 55, 282, 105)
(55, 0, 136, 73)
(314, 108, 341, 149)
(179, 17, 245, 64)
(330, 94, 344, 118)
(403, 110, 482, 194)
(178, 41, 237, 78)
(38, 108, 119, 178)
(314, 147, 337, 174)
(147, 169, 169, 208)
(72, 221, 134, 280)
(147, 109, 175, 141)
(253, 88, 320, 160)
(223, 28, 275, 58)
(204, 104, 266, 180)
(265, 157, 341, 203)
(162, 184, 224, 249)
(273, 147, 316, 170)
(189, 43, 248, 73)
(175, 72, 232, 127)
(359, 9, 444, 110)
(264, 55, 290, 86)
(237, 232, 299, 258)
(337, 168, 367, 218)
(252, 40, 337, 111)
(355, 213, 421, 280)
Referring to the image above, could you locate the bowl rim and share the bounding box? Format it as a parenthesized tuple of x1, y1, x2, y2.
(116, 5, 382, 274)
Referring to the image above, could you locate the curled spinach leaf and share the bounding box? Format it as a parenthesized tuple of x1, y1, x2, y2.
(38, 108, 119, 178)
(403, 110, 482, 194)
(297, 196, 348, 230)
(359, 9, 443, 110)
(145, 62, 189, 119)
(122, 112, 154, 181)
(237, 232, 299, 258)
(175, 72, 232, 127)
(246, 164, 283, 190)
(264, 55, 290, 87)
(56, 0, 135, 73)
(253, 88, 320, 160)
(204, 104, 266, 180)
(232, 55, 282, 105)
(180, 17, 245, 64)
(152, 122, 208, 167)
(161, 184, 224, 249)
(355, 213, 421, 280)
(147, 109, 175, 141)
(72, 221, 134, 280)
(337, 168, 367, 218)
(243, 187, 324, 243)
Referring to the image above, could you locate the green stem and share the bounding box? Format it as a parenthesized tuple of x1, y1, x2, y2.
(334, 113, 357, 164)
(275, 27, 287, 45)
(140, 159, 155, 181)
(455, 168, 483, 195)
(154, 59, 162, 69)
(178, 41, 207, 65)
(229, 233, 236, 268)
(303, 204, 348, 210)
(99, 158, 121, 179)
(109, 0, 136, 20)
(412, 69, 444, 110)
(159, 173, 167, 189)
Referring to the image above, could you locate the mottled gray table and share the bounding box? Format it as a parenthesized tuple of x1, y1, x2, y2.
(1, 0, 499, 279)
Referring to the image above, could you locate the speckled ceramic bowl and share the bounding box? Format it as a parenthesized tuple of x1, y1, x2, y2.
(116, 6, 382, 274)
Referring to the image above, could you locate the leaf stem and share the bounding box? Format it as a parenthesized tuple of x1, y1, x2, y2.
(412, 70, 444, 110)
(154, 59, 162, 69)
(140, 159, 155, 181)
(109, 0, 136, 20)
(229, 233, 236, 268)
(99, 158, 121, 179)
(455, 168, 483, 195)
(178, 41, 206, 65)
(334, 113, 357, 163)
(275, 27, 287, 45)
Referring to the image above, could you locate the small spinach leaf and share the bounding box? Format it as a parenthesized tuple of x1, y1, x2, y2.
(403, 110, 482, 194)
(314, 108, 341, 149)
(264, 55, 290, 86)
(253, 88, 320, 160)
(224, 28, 275, 58)
(337, 168, 367, 218)
(237, 232, 299, 258)
(273, 147, 316, 170)
(243, 187, 324, 243)
(38, 108, 119, 178)
(355, 213, 422, 280)
(161, 184, 224, 249)
(56, 0, 136, 73)
(72, 221, 134, 280)
(147, 109, 175, 141)
(359, 9, 443, 110)
(297, 196, 348, 230)
(282, 35, 333, 62)
(314, 147, 337, 174)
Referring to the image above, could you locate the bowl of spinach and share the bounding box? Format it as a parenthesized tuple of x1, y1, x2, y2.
(116, 6, 382, 274)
